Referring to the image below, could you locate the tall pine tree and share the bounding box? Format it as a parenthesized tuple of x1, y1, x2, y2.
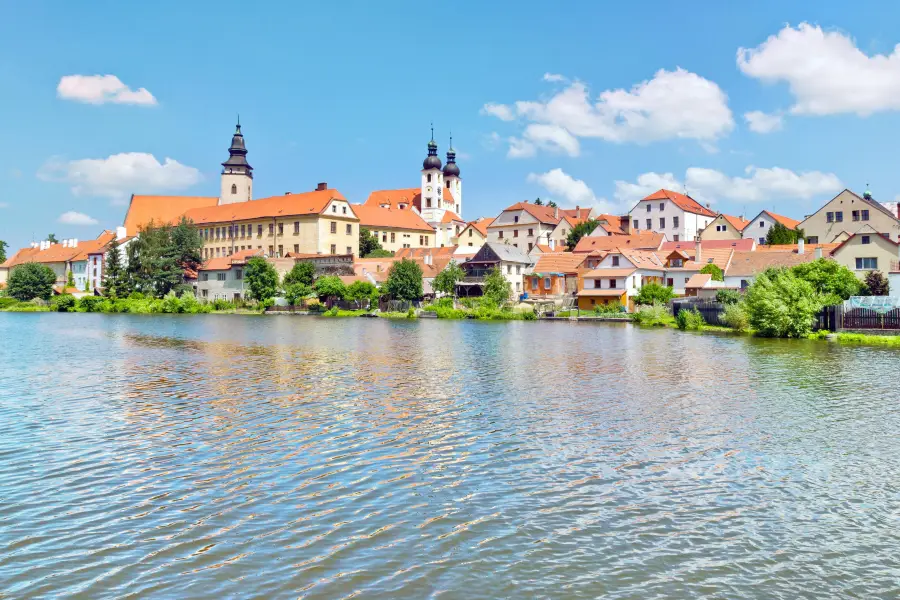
(103, 238, 127, 298)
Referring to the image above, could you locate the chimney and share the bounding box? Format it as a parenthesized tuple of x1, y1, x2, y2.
(316, 182, 328, 191)
(815, 246, 823, 260)
(695, 237, 702, 264)
(554, 205, 559, 219)
(797, 238, 805, 254)
(116, 226, 127, 240)
(62, 240, 68, 248)
(72, 238, 78, 247)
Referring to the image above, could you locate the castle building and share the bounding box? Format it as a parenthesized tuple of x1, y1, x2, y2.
(219, 121, 253, 204)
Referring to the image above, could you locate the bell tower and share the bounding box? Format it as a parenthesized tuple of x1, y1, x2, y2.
(219, 118, 253, 205)
(420, 125, 443, 222)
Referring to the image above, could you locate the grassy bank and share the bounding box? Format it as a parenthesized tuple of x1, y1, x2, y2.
(0, 293, 265, 315)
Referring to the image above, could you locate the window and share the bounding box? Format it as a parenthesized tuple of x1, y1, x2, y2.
(856, 257, 878, 270)
(382, 233, 387, 243)
(235, 269, 243, 280)
(332, 205, 337, 213)
(516, 265, 521, 275)
(741, 279, 749, 289)
(667, 278, 674, 287)
(217, 273, 226, 281)
(659, 218, 666, 229)
(231, 184, 237, 194)
(426, 198, 432, 208)
(424, 236, 429, 246)
(201, 273, 209, 281)
(343, 206, 347, 215)
(612, 256, 619, 266)
(673, 216, 679, 229)
(513, 230, 519, 238)
(609, 279, 616, 288)
(330, 221, 337, 234)
(659, 203, 664, 211)
(268, 245, 273, 255)
(294, 221, 300, 234)
(862, 235, 871, 244)
(269, 223, 274, 235)
(330, 244, 337, 255)
(862, 209, 870, 221)
(544, 277, 551, 290)
(277, 245, 283, 256)
(852, 210, 860, 221)
(427, 173, 432, 182)
(347, 246, 352, 255)
(201, 289, 208, 298)
(528, 243, 533, 251)
(514, 216, 519, 223)
(278, 223, 284, 235)
(516, 282, 521, 292)
(671, 258, 683, 267)
(646, 204, 651, 212)
(759, 237, 765, 244)
(759, 221, 765, 228)
(468, 229, 473, 237)
(882, 233, 891, 239)
(633, 220, 639, 230)
(827, 212, 834, 223)
(390, 232, 396, 243)
(498, 231, 504, 239)
(419, 235, 424, 245)
(507, 265, 512, 274)
(294, 244, 299, 254)
(216, 248, 221, 257)
(346, 224, 352, 235)
(532, 278, 538, 291)
(646, 219, 651, 230)
(257, 224, 263, 237)
(835, 211, 843, 222)
(807, 236, 819, 244)
(528, 228, 534, 237)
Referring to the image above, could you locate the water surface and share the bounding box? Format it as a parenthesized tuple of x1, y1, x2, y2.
(1, 314, 898, 598)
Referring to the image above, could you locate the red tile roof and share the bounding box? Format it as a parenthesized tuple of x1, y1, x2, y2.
(532, 252, 588, 274)
(761, 210, 802, 229)
(464, 217, 492, 237)
(2, 232, 117, 268)
(726, 250, 818, 277)
(660, 239, 756, 253)
(440, 210, 465, 224)
(124, 195, 219, 233)
(642, 189, 717, 217)
(365, 188, 456, 212)
(499, 201, 561, 225)
(573, 232, 665, 253)
(351, 204, 434, 232)
(720, 214, 751, 231)
(200, 248, 264, 271)
(394, 246, 457, 259)
(184, 189, 350, 225)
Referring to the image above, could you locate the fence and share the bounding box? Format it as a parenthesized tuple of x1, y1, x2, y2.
(671, 300, 726, 327)
(378, 299, 421, 313)
(841, 307, 900, 330)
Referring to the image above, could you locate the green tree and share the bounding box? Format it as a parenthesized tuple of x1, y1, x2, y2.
(313, 275, 347, 301)
(47, 233, 59, 244)
(244, 256, 280, 302)
(534, 198, 543, 206)
(547, 200, 557, 208)
(791, 258, 861, 302)
(715, 288, 741, 305)
(102, 238, 128, 298)
(359, 227, 390, 258)
(864, 270, 890, 296)
(126, 218, 203, 297)
(283, 261, 316, 287)
(744, 268, 822, 337)
(433, 260, 465, 297)
(384, 259, 424, 300)
(8, 263, 57, 301)
(482, 267, 511, 304)
(365, 249, 394, 258)
(66, 269, 75, 289)
(284, 282, 314, 305)
(699, 263, 724, 281)
(0, 240, 7, 264)
(633, 282, 675, 305)
(345, 280, 379, 307)
(764, 222, 803, 245)
(566, 219, 598, 250)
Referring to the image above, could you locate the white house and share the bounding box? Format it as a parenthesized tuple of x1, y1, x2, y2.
(743, 210, 802, 245)
(576, 249, 666, 311)
(628, 189, 717, 243)
(196, 248, 264, 301)
(486, 201, 561, 252)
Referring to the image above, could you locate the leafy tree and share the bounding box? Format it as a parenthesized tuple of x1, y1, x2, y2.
(864, 270, 890, 296)
(170, 217, 203, 272)
(534, 198, 543, 206)
(345, 280, 379, 307)
(715, 288, 741, 305)
(744, 268, 822, 337)
(699, 263, 724, 281)
(764, 222, 803, 245)
(125, 218, 203, 297)
(284, 282, 314, 305)
(482, 267, 511, 304)
(566, 219, 598, 250)
(547, 200, 557, 208)
(47, 233, 59, 244)
(365, 249, 394, 258)
(633, 282, 675, 305)
(313, 275, 347, 300)
(791, 258, 861, 301)
(8, 263, 57, 301)
(384, 259, 424, 300)
(51, 294, 76, 312)
(66, 269, 75, 289)
(433, 260, 465, 297)
(102, 238, 128, 298)
(0, 240, 7, 264)
(722, 302, 749, 331)
(244, 256, 280, 302)
(283, 261, 316, 287)
(359, 227, 389, 258)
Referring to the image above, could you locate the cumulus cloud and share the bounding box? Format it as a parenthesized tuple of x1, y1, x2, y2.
(508, 124, 581, 158)
(480, 102, 515, 121)
(58, 211, 99, 225)
(484, 68, 734, 156)
(614, 166, 842, 207)
(57, 74, 157, 106)
(738, 23, 900, 116)
(39, 152, 201, 203)
(744, 110, 784, 133)
(527, 168, 622, 214)
(543, 73, 567, 82)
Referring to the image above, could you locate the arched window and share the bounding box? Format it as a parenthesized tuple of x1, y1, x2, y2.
(231, 184, 237, 194)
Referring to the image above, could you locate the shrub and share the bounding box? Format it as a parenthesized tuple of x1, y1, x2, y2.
(283, 261, 316, 287)
(0, 297, 18, 310)
(128, 292, 147, 300)
(345, 280, 378, 307)
(51, 294, 76, 312)
(482, 268, 512, 304)
(284, 282, 314, 306)
(313, 276, 347, 301)
(434, 306, 468, 319)
(791, 259, 861, 300)
(631, 303, 671, 326)
(699, 263, 724, 281)
(160, 291, 183, 314)
(744, 269, 822, 338)
(675, 307, 704, 330)
(406, 307, 416, 319)
(594, 301, 625, 315)
(212, 298, 237, 311)
(8, 263, 57, 301)
(77, 296, 109, 313)
(722, 302, 750, 332)
(633, 282, 675, 306)
(323, 306, 340, 316)
(863, 270, 890, 296)
(715, 289, 741, 305)
(180, 291, 211, 314)
(522, 309, 537, 321)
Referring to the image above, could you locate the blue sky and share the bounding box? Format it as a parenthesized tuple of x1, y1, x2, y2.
(3, 1, 900, 250)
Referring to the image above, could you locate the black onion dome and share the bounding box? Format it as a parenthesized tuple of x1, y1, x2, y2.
(423, 138, 442, 170)
(222, 123, 252, 171)
(443, 147, 460, 177)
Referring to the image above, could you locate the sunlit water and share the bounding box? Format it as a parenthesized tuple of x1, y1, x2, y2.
(1, 313, 898, 598)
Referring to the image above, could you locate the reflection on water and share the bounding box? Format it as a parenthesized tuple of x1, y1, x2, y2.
(1, 314, 899, 598)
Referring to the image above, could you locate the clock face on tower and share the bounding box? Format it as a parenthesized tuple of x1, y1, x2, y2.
(426, 186, 432, 193)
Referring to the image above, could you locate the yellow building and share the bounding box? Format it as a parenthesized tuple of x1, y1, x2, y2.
(699, 213, 750, 241)
(351, 203, 435, 252)
(830, 227, 900, 280)
(800, 189, 900, 244)
(456, 217, 490, 249)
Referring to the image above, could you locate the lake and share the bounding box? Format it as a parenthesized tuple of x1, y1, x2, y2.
(1, 313, 898, 598)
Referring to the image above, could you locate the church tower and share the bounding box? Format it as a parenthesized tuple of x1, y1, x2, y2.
(420, 126, 443, 222)
(443, 135, 462, 217)
(219, 120, 253, 205)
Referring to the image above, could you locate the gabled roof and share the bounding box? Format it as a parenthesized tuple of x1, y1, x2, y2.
(200, 248, 264, 271)
(532, 252, 587, 274)
(614, 249, 666, 269)
(440, 210, 464, 224)
(464, 217, 492, 237)
(755, 210, 802, 230)
(365, 187, 456, 212)
(640, 189, 717, 217)
(573, 232, 665, 253)
(494, 201, 561, 225)
(756, 243, 840, 253)
(467, 242, 535, 265)
(720, 213, 751, 231)
(124, 195, 219, 233)
(2, 232, 117, 268)
(725, 250, 819, 277)
(830, 231, 900, 255)
(559, 207, 593, 222)
(685, 273, 713, 288)
(676, 248, 735, 271)
(351, 204, 434, 232)
(183, 189, 351, 225)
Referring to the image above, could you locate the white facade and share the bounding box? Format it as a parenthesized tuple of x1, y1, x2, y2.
(629, 198, 714, 243)
(445, 173, 462, 216)
(743, 211, 780, 245)
(498, 260, 534, 296)
(420, 166, 443, 221)
(486, 209, 555, 251)
(220, 170, 252, 205)
(197, 267, 250, 301)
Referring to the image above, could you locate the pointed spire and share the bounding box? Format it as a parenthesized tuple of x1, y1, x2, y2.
(444, 131, 460, 177)
(222, 118, 252, 175)
(423, 123, 442, 170)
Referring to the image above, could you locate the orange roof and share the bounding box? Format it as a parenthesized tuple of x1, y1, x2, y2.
(395, 246, 457, 259)
(720, 214, 750, 231)
(596, 213, 627, 230)
(660, 239, 756, 253)
(583, 268, 637, 278)
(576, 288, 627, 297)
(498, 201, 561, 225)
(559, 207, 593, 222)
(615, 248, 667, 269)
(183, 189, 350, 225)
(641, 189, 717, 217)
(464, 217, 492, 237)
(532, 252, 588, 274)
(440, 210, 464, 224)
(70, 231, 117, 261)
(756, 243, 840, 253)
(573, 232, 664, 253)
(685, 273, 713, 288)
(124, 195, 218, 233)
(760, 210, 802, 229)
(2, 232, 117, 268)
(365, 188, 456, 212)
(726, 250, 818, 277)
(530, 244, 555, 254)
(676, 248, 735, 271)
(351, 204, 434, 232)
(200, 248, 263, 271)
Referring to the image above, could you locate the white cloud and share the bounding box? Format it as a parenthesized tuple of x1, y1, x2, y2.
(738, 23, 900, 116)
(507, 124, 581, 158)
(0, 202, 8, 209)
(480, 102, 515, 121)
(543, 73, 566, 82)
(39, 152, 201, 203)
(57, 74, 157, 106)
(486, 68, 733, 156)
(58, 211, 99, 226)
(744, 110, 784, 133)
(527, 168, 622, 214)
(482, 131, 502, 151)
(613, 166, 842, 208)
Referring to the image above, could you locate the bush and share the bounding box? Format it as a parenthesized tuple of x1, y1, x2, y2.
(284, 283, 314, 306)
(593, 301, 625, 315)
(406, 307, 416, 319)
(863, 270, 890, 296)
(77, 296, 109, 313)
(744, 269, 822, 337)
(699, 263, 724, 281)
(633, 282, 675, 306)
(676, 308, 705, 330)
(313, 276, 347, 301)
(791, 259, 860, 300)
(722, 302, 750, 332)
(160, 291, 183, 313)
(323, 306, 340, 317)
(51, 294, 76, 312)
(212, 298, 237, 311)
(482, 268, 511, 304)
(715, 289, 741, 305)
(128, 291, 147, 300)
(0, 297, 18, 310)
(522, 309, 537, 321)
(8, 263, 57, 301)
(631, 303, 672, 326)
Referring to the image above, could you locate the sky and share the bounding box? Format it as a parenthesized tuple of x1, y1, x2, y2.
(3, 1, 900, 250)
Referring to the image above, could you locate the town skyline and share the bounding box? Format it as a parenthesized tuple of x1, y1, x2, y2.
(5, 3, 900, 250)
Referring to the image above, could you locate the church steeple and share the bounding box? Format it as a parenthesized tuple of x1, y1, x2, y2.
(222, 119, 253, 176)
(219, 119, 253, 205)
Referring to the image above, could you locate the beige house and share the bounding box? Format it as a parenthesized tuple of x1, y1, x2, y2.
(800, 189, 900, 244)
(456, 217, 490, 250)
(547, 208, 596, 248)
(486, 201, 561, 252)
(183, 185, 360, 260)
(830, 228, 900, 280)
(351, 204, 435, 252)
(699, 214, 750, 241)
